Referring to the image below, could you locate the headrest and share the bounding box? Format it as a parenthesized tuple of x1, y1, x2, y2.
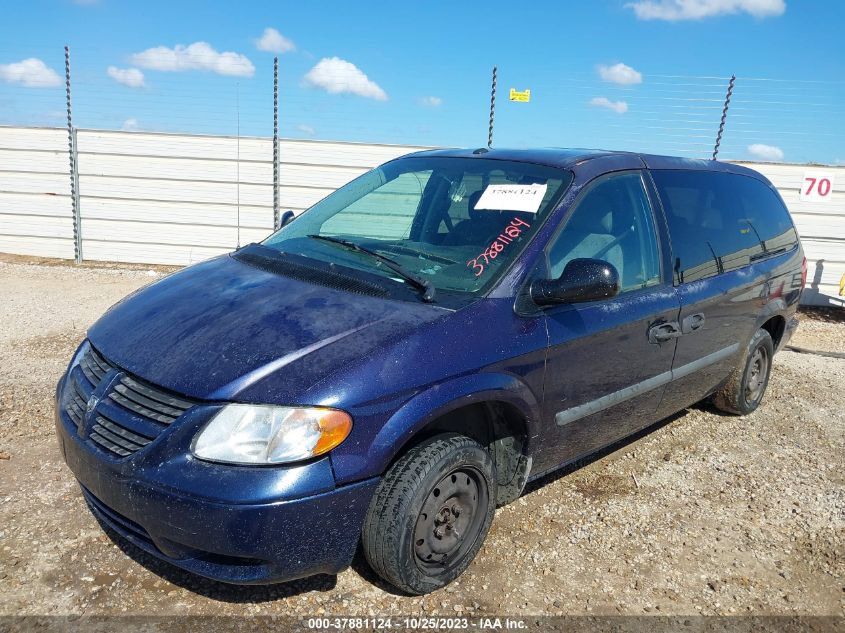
(567, 198, 613, 235)
(467, 190, 485, 219)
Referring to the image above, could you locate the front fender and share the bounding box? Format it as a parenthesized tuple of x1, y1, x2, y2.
(331, 372, 541, 485)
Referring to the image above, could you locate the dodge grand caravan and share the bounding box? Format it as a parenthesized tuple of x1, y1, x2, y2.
(55, 148, 805, 594)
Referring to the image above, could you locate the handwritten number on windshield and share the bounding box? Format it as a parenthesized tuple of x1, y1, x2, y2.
(466, 217, 531, 278)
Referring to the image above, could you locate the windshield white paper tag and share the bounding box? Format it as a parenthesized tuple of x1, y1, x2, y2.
(474, 183, 548, 213)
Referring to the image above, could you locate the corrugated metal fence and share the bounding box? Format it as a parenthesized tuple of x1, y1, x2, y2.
(0, 126, 428, 265)
(1, 125, 842, 305)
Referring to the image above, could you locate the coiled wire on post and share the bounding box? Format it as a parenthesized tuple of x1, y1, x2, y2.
(65, 45, 81, 263)
(712, 74, 735, 160)
(273, 56, 280, 231)
(488, 65, 497, 148)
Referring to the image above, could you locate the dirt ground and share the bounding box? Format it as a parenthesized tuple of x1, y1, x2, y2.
(0, 257, 842, 618)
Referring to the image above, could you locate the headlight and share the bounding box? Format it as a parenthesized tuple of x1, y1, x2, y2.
(192, 404, 352, 465)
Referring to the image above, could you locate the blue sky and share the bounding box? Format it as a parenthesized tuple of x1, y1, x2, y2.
(1, 0, 843, 163)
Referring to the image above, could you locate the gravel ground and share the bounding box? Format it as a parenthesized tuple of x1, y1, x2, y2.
(0, 257, 842, 617)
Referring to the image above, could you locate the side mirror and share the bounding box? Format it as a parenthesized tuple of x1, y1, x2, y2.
(277, 210, 295, 229)
(530, 258, 620, 306)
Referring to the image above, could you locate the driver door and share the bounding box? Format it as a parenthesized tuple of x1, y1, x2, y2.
(535, 171, 680, 472)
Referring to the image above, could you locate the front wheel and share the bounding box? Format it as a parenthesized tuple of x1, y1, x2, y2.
(713, 328, 774, 415)
(362, 433, 496, 595)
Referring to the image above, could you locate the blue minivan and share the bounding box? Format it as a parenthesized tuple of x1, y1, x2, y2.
(55, 148, 805, 594)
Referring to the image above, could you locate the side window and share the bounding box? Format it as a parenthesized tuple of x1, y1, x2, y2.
(547, 172, 661, 293)
(651, 170, 798, 284)
(736, 176, 798, 253)
(321, 170, 432, 240)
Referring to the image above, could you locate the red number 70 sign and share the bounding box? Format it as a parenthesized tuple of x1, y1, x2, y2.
(800, 171, 835, 202)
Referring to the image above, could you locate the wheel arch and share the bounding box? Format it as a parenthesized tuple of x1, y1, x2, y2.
(755, 297, 789, 351)
(362, 373, 541, 505)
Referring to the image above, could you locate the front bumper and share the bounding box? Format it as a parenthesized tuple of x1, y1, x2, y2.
(55, 374, 379, 585)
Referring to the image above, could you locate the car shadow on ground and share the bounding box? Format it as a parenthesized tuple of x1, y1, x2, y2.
(799, 305, 845, 324)
(348, 547, 410, 597)
(525, 408, 691, 493)
(94, 516, 338, 603)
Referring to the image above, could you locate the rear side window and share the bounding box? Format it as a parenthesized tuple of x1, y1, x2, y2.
(651, 170, 797, 284)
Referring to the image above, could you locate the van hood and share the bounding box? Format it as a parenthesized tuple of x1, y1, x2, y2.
(87, 254, 448, 402)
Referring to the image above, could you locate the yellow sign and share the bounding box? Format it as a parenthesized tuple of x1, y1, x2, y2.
(509, 88, 531, 103)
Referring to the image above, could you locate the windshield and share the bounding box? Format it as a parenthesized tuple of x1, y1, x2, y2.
(262, 156, 572, 298)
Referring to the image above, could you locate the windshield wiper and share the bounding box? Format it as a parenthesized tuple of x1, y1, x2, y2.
(307, 234, 436, 302)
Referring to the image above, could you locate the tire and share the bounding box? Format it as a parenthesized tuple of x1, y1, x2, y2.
(362, 433, 497, 595)
(712, 328, 774, 415)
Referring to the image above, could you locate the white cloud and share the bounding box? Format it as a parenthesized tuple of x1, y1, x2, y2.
(107, 66, 145, 88)
(626, 0, 785, 21)
(598, 62, 642, 85)
(296, 124, 316, 135)
(130, 42, 255, 77)
(418, 96, 443, 107)
(255, 28, 296, 54)
(589, 97, 629, 114)
(0, 58, 61, 88)
(747, 143, 784, 161)
(304, 57, 387, 101)
(122, 118, 140, 131)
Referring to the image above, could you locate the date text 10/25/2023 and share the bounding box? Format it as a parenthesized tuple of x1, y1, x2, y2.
(466, 217, 531, 277)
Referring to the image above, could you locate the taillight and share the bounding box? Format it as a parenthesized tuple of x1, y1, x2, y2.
(801, 257, 808, 288)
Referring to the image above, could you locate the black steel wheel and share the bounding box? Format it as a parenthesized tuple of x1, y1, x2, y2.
(362, 433, 496, 595)
(713, 328, 774, 415)
(412, 465, 489, 574)
(744, 345, 770, 407)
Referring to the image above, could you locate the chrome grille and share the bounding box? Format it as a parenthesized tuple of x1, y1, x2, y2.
(66, 379, 87, 428)
(79, 346, 111, 384)
(109, 375, 193, 424)
(63, 343, 197, 459)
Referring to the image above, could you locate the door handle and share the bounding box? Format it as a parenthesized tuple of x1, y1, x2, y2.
(648, 321, 682, 344)
(682, 313, 705, 333)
